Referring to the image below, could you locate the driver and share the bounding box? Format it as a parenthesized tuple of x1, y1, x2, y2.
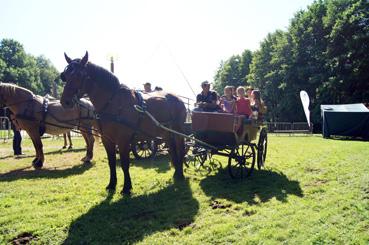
(195, 81, 219, 112)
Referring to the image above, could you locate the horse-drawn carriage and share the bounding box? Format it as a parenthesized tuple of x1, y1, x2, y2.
(132, 110, 268, 178)
(184, 111, 268, 178)
(59, 52, 269, 194)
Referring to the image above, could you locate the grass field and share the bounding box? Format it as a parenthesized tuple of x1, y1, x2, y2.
(0, 135, 368, 244)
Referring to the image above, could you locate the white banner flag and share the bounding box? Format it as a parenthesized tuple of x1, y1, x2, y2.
(300, 90, 310, 127)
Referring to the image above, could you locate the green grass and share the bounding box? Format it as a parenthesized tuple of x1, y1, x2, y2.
(0, 136, 368, 244)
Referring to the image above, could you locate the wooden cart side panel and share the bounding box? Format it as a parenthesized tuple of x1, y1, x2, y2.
(192, 111, 240, 133)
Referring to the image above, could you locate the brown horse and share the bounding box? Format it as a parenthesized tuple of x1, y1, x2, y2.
(60, 52, 186, 195)
(0, 82, 95, 169)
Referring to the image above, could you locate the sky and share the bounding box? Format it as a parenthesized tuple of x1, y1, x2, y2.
(0, 0, 315, 100)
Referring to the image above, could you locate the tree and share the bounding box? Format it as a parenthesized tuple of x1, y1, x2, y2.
(0, 57, 6, 81)
(36, 55, 62, 96)
(245, 0, 369, 128)
(213, 50, 253, 95)
(0, 38, 62, 96)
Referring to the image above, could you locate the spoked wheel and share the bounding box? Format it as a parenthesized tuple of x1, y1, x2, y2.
(184, 134, 194, 155)
(132, 140, 158, 160)
(228, 143, 256, 179)
(184, 146, 211, 175)
(257, 128, 268, 169)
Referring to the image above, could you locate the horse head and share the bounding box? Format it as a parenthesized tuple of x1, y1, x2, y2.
(60, 51, 89, 108)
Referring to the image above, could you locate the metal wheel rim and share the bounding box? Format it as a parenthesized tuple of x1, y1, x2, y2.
(228, 144, 255, 179)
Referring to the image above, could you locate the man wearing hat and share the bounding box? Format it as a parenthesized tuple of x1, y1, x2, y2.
(195, 81, 219, 112)
(143, 82, 153, 93)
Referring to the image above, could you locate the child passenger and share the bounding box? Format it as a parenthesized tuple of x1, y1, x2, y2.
(236, 86, 252, 117)
(220, 86, 236, 113)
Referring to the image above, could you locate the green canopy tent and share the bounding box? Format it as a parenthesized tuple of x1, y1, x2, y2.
(321, 103, 369, 139)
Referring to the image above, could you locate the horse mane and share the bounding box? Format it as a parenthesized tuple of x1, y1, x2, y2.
(0, 82, 34, 98)
(86, 62, 130, 92)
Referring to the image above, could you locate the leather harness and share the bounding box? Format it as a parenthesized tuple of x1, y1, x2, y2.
(39, 97, 49, 136)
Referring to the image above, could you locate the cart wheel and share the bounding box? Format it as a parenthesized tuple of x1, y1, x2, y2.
(184, 146, 211, 175)
(184, 134, 194, 155)
(132, 140, 158, 160)
(257, 128, 268, 169)
(228, 143, 255, 179)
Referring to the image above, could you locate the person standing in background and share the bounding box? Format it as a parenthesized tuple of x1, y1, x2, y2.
(143, 82, 153, 93)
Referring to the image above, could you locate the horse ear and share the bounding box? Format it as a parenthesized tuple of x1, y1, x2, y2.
(81, 51, 88, 66)
(64, 52, 72, 64)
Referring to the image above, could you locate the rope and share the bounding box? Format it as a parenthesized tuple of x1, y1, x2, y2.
(166, 46, 197, 98)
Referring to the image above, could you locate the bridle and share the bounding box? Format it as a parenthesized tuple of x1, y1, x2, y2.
(62, 62, 91, 105)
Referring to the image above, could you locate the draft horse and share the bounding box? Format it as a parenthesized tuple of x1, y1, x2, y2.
(60, 52, 186, 194)
(0, 82, 95, 169)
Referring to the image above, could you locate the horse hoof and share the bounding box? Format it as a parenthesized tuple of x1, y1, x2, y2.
(121, 188, 132, 195)
(174, 173, 185, 180)
(81, 156, 92, 162)
(83, 160, 92, 165)
(32, 160, 43, 169)
(105, 183, 116, 191)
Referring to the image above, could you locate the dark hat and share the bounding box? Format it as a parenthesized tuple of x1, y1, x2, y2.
(143, 82, 151, 86)
(201, 80, 210, 86)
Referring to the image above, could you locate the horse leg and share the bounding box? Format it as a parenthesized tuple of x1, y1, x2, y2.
(87, 130, 95, 160)
(102, 137, 117, 191)
(81, 130, 94, 162)
(29, 137, 39, 164)
(167, 136, 184, 180)
(29, 131, 44, 169)
(80, 132, 88, 162)
(67, 132, 73, 149)
(63, 134, 67, 148)
(118, 141, 132, 195)
(174, 134, 185, 178)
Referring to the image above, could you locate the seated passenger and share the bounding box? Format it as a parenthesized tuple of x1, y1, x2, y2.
(229, 85, 237, 99)
(246, 86, 254, 99)
(220, 86, 236, 113)
(195, 81, 219, 112)
(235, 86, 252, 117)
(250, 89, 267, 120)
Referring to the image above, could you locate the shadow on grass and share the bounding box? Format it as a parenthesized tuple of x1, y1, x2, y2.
(0, 162, 93, 182)
(0, 147, 86, 160)
(130, 154, 171, 173)
(326, 136, 369, 142)
(63, 179, 199, 244)
(200, 169, 303, 205)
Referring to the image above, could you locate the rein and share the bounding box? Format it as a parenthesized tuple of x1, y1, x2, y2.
(90, 86, 154, 139)
(15, 113, 101, 138)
